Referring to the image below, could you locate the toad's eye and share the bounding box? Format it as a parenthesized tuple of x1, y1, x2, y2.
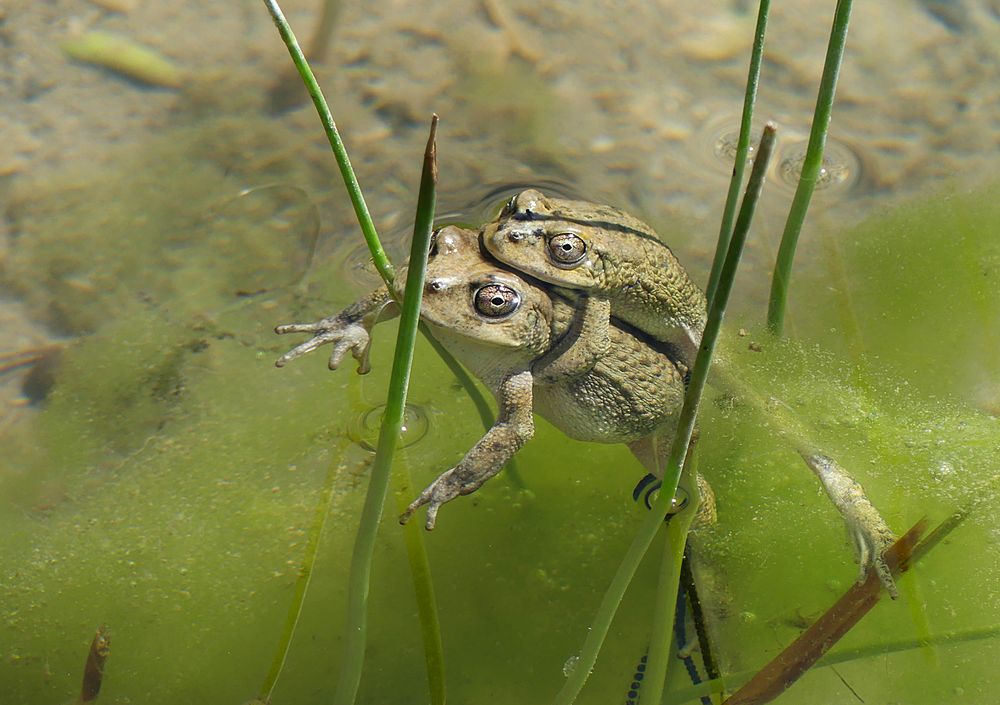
(474, 283, 521, 319)
(547, 232, 587, 266)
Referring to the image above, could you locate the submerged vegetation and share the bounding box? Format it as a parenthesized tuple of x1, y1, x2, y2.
(0, 1, 997, 705)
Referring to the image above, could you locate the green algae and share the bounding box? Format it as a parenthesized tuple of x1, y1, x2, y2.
(786, 181, 1000, 405)
(0, 297, 668, 703)
(693, 332, 999, 702)
(686, 183, 1000, 702)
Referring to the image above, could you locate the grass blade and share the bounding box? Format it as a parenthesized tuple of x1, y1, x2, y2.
(553, 123, 778, 705)
(641, 454, 703, 705)
(261, 0, 501, 467)
(705, 0, 771, 307)
(332, 116, 438, 705)
(766, 0, 854, 335)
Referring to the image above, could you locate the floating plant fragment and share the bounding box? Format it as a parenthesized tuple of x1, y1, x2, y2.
(62, 31, 184, 88)
(78, 625, 111, 704)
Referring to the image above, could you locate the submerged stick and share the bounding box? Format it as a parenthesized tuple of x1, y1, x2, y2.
(722, 517, 927, 705)
(661, 512, 966, 705)
(77, 625, 110, 704)
(766, 0, 854, 335)
(552, 124, 778, 705)
(333, 116, 438, 705)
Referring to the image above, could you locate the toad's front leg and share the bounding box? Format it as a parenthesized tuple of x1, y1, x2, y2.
(274, 289, 396, 372)
(401, 369, 535, 530)
(531, 294, 611, 384)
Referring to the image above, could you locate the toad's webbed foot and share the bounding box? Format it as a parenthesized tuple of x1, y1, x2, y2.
(274, 290, 394, 373)
(275, 317, 373, 372)
(801, 452, 898, 598)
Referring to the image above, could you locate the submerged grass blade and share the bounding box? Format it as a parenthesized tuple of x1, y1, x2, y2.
(333, 116, 438, 705)
(261, 0, 393, 287)
(392, 455, 447, 705)
(705, 0, 771, 307)
(62, 31, 184, 88)
(553, 124, 778, 705)
(766, 0, 854, 335)
(269, 0, 343, 112)
(258, 447, 346, 701)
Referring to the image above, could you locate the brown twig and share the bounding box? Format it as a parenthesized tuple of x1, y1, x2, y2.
(723, 518, 929, 705)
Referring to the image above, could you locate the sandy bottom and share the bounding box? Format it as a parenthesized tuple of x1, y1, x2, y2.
(1, 0, 999, 415)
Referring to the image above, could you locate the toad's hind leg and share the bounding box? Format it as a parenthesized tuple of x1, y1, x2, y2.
(799, 451, 897, 597)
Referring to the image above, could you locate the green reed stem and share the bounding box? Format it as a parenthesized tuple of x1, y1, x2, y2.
(263, 7, 448, 703)
(705, 0, 771, 308)
(333, 116, 438, 705)
(261, 0, 393, 287)
(263, 0, 500, 451)
(766, 0, 854, 335)
(642, 455, 702, 705)
(553, 124, 778, 705)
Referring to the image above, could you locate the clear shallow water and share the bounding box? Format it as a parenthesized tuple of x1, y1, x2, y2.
(1, 1, 999, 703)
